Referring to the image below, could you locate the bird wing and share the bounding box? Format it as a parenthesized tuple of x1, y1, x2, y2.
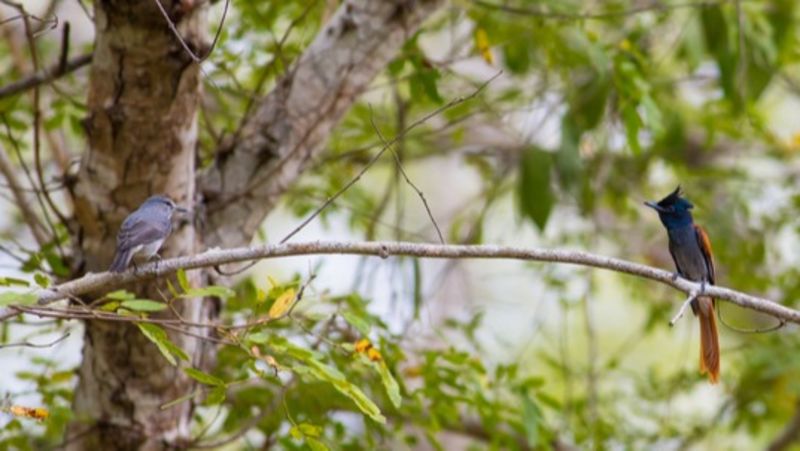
(117, 214, 169, 251)
(667, 244, 685, 278)
(694, 224, 715, 285)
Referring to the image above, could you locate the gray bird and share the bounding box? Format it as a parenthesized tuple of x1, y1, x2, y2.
(109, 195, 187, 273)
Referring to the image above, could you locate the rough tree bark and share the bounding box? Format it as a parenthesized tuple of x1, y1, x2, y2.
(67, 0, 207, 448)
(66, 0, 444, 448)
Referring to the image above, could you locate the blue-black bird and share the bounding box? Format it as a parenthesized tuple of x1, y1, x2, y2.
(645, 187, 720, 383)
(109, 195, 187, 273)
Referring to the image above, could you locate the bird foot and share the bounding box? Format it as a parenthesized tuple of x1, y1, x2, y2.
(152, 254, 162, 272)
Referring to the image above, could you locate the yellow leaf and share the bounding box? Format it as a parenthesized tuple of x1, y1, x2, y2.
(367, 348, 382, 362)
(618, 39, 632, 52)
(402, 365, 422, 378)
(355, 338, 372, 353)
(268, 288, 296, 319)
(8, 405, 49, 421)
(474, 28, 494, 65)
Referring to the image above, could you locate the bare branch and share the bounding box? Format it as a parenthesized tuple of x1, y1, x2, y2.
(0, 143, 50, 246)
(0, 331, 69, 348)
(472, 0, 743, 20)
(0, 54, 91, 100)
(0, 240, 797, 326)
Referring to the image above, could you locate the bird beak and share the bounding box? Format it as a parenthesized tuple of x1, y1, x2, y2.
(175, 206, 189, 214)
(644, 201, 666, 213)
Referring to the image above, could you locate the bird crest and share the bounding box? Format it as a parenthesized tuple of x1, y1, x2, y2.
(656, 186, 693, 210)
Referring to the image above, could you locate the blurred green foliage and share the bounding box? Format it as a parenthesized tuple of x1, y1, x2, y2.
(2, 0, 800, 449)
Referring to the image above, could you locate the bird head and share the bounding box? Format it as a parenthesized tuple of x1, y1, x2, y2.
(143, 195, 189, 214)
(644, 186, 694, 229)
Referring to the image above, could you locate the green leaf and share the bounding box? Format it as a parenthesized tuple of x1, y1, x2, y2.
(105, 290, 135, 301)
(568, 73, 609, 131)
(99, 301, 120, 312)
(42, 249, 69, 278)
(621, 105, 642, 154)
(503, 40, 532, 74)
(176, 268, 189, 292)
(203, 385, 226, 406)
(0, 291, 38, 307)
(298, 359, 386, 424)
(701, 5, 739, 108)
(555, 116, 583, 190)
(409, 63, 443, 104)
(166, 279, 180, 297)
(272, 337, 323, 362)
(0, 277, 30, 287)
(247, 331, 270, 344)
(184, 367, 225, 386)
(640, 94, 664, 137)
(33, 273, 49, 288)
(517, 148, 554, 231)
(306, 437, 329, 451)
(375, 361, 401, 409)
(136, 323, 188, 366)
(520, 390, 543, 447)
(291, 423, 321, 438)
(120, 300, 168, 312)
(341, 311, 371, 336)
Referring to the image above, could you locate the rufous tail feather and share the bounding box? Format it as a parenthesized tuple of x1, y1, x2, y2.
(697, 297, 720, 384)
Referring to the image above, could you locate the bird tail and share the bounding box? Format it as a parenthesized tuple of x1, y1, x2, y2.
(697, 296, 720, 384)
(109, 248, 133, 273)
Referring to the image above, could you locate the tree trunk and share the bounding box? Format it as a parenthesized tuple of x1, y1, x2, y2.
(66, 0, 444, 448)
(67, 0, 206, 448)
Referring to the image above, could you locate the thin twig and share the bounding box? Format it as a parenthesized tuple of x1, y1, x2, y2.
(150, 0, 229, 63)
(472, 0, 747, 21)
(0, 331, 69, 348)
(0, 54, 91, 100)
(278, 71, 502, 245)
(0, 143, 49, 246)
(369, 110, 445, 244)
(670, 291, 697, 326)
(20, 12, 68, 257)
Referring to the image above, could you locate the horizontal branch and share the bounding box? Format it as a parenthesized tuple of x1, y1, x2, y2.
(0, 53, 92, 99)
(0, 240, 798, 325)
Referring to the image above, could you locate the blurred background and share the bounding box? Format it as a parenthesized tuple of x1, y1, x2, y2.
(2, 0, 800, 449)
